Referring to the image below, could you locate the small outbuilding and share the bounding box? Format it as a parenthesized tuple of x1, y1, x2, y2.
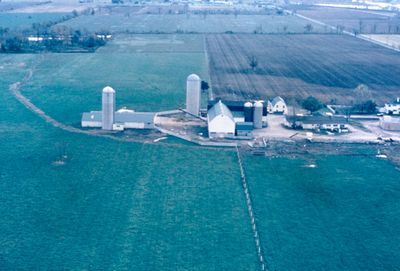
(207, 100, 235, 139)
(236, 122, 254, 137)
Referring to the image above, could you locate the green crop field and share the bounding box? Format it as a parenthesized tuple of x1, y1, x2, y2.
(57, 13, 325, 34)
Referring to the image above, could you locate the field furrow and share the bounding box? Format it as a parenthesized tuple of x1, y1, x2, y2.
(206, 34, 400, 105)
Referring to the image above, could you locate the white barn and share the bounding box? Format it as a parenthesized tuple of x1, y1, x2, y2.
(268, 96, 287, 114)
(207, 100, 235, 139)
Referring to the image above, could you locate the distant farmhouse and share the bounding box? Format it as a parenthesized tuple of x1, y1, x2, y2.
(267, 96, 287, 114)
(285, 115, 349, 133)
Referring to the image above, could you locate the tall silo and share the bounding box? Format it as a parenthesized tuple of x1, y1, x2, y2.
(253, 101, 263, 129)
(244, 102, 253, 122)
(102, 86, 116, 130)
(186, 74, 201, 116)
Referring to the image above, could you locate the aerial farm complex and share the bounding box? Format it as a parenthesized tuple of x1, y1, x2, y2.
(3, 1, 400, 270)
(81, 74, 290, 142)
(82, 72, 400, 145)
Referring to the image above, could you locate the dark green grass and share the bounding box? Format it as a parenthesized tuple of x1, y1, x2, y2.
(0, 55, 257, 270)
(243, 154, 400, 270)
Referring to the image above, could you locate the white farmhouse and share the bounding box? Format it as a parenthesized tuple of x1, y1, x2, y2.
(207, 100, 235, 139)
(383, 97, 400, 115)
(268, 96, 287, 114)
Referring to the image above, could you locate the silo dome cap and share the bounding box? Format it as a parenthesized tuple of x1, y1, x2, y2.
(187, 74, 201, 81)
(103, 86, 115, 93)
(254, 101, 264, 107)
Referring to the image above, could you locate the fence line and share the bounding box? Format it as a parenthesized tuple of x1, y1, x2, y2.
(236, 146, 267, 271)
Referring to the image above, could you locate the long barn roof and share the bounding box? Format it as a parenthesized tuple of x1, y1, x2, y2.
(207, 100, 234, 122)
(82, 111, 155, 124)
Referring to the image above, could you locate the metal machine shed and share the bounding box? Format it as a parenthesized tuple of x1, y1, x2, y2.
(81, 110, 155, 129)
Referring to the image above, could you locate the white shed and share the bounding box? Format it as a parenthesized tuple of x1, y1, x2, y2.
(207, 100, 235, 139)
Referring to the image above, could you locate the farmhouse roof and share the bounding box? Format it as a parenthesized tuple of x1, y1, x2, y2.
(82, 110, 155, 124)
(286, 115, 348, 125)
(208, 100, 234, 122)
(271, 96, 285, 106)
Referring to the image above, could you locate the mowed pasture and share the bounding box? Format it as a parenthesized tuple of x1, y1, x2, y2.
(206, 34, 400, 105)
(58, 13, 324, 34)
(295, 6, 400, 34)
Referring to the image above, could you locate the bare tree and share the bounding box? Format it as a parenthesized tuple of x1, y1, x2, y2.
(373, 23, 377, 33)
(248, 56, 258, 71)
(304, 24, 313, 33)
(336, 25, 345, 34)
(358, 20, 363, 34)
(355, 84, 371, 103)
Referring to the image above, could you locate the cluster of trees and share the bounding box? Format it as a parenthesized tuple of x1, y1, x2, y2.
(0, 27, 109, 53)
(351, 100, 377, 114)
(350, 84, 376, 114)
(300, 85, 377, 115)
(302, 96, 324, 113)
(0, 9, 106, 53)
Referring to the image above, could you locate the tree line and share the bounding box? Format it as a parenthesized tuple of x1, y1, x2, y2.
(0, 8, 109, 53)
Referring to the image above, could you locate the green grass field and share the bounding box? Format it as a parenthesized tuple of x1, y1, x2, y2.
(58, 13, 325, 33)
(0, 12, 69, 29)
(1, 18, 400, 270)
(21, 34, 208, 126)
(0, 54, 258, 270)
(243, 154, 400, 270)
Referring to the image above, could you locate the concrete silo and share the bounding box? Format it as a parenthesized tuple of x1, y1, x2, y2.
(186, 74, 201, 116)
(244, 102, 253, 122)
(253, 101, 263, 129)
(102, 86, 116, 130)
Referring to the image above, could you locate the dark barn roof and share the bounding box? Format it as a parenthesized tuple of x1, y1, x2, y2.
(208, 100, 267, 115)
